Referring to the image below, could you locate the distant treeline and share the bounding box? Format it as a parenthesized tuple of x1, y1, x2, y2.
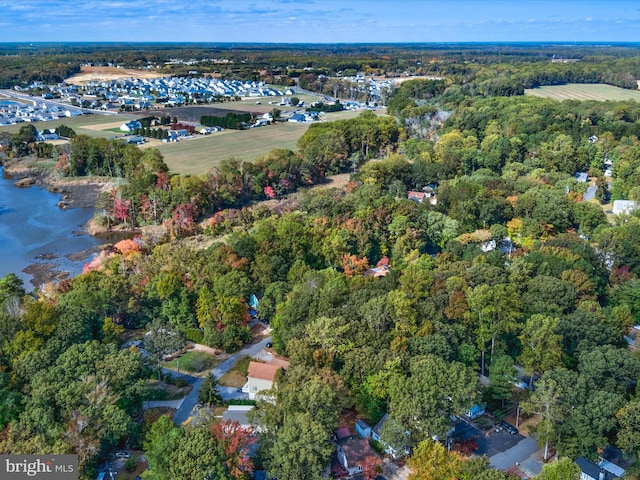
(201, 112, 252, 129)
(0, 56, 80, 88)
(2, 43, 640, 89)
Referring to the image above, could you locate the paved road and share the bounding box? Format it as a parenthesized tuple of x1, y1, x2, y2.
(489, 436, 539, 470)
(172, 336, 272, 425)
(0, 89, 118, 115)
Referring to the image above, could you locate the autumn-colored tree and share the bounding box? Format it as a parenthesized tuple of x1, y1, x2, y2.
(210, 420, 257, 479)
(408, 439, 461, 480)
(342, 254, 370, 278)
(113, 197, 131, 226)
(361, 455, 381, 480)
(113, 238, 142, 256)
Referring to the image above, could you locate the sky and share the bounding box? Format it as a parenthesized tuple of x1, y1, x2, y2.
(0, 0, 639, 43)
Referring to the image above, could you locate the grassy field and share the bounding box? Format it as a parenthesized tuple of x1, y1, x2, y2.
(163, 350, 221, 374)
(0, 113, 135, 138)
(525, 83, 640, 102)
(0, 107, 376, 175)
(153, 122, 312, 174)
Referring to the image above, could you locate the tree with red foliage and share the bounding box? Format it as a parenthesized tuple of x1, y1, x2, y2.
(164, 202, 200, 239)
(210, 420, 257, 479)
(113, 197, 131, 227)
(361, 456, 381, 480)
(264, 185, 276, 199)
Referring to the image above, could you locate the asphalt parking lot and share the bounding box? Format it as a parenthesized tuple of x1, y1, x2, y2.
(451, 418, 524, 457)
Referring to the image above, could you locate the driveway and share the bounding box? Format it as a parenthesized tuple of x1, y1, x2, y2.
(489, 436, 539, 470)
(172, 336, 272, 425)
(583, 185, 597, 201)
(476, 429, 526, 457)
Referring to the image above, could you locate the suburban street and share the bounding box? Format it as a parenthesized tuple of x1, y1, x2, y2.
(171, 335, 272, 425)
(0, 88, 118, 115)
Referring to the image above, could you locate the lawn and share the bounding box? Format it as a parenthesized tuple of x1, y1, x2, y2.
(0, 113, 136, 139)
(163, 350, 221, 374)
(524, 83, 640, 102)
(153, 122, 312, 174)
(218, 355, 252, 388)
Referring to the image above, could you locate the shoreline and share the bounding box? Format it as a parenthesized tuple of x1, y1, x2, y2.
(2, 158, 107, 210)
(1, 158, 125, 287)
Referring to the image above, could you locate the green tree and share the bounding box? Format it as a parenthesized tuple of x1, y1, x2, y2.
(389, 355, 478, 442)
(536, 457, 580, 480)
(199, 373, 223, 406)
(616, 400, 640, 459)
(145, 318, 185, 369)
(167, 426, 227, 480)
(408, 439, 460, 480)
(488, 355, 517, 407)
(468, 284, 521, 375)
(518, 314, 563, 388)
(265, 412, 334, 480)
(143, 415, 184, 480)
(521, 375, 567, 460)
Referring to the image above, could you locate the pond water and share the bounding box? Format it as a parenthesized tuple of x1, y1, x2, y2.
(0, 166, 103, 290)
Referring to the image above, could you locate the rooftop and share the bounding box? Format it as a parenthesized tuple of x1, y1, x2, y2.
(248, 361, 281, 382)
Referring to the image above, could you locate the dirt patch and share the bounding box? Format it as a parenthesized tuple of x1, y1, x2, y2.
(218, 370, 247, 388)
(190, 343, 227, 357)
(66, 66, 165, 84)
(146, 379, 193, 401)
(80, 120, 128, 131)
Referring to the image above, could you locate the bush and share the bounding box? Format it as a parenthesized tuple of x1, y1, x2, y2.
(226, 399, 256, 406)
(185, 328, 204, 343)
(369, 439, 385, 455)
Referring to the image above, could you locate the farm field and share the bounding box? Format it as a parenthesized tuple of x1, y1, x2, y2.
(0, 108, 377, 175)
(525, 83, 640, 102)
(145, 93, 323, 121)
(153, 122, 311, 174)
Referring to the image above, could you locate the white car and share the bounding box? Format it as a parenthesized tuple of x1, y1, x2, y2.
(115, 451, 130, 459)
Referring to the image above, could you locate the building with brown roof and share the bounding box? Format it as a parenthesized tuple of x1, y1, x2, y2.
(244, 360, 288, 400)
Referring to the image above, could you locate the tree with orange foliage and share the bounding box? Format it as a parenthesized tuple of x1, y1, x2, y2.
(342, 254, 370, 278)
(113, 238, 141, 256)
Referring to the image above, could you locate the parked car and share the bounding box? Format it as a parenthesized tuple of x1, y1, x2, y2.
(266, 342, 273, 348)
(115, 450, 130, 459)
(501, 421, 518, 435)
(236, 387, 243, 393)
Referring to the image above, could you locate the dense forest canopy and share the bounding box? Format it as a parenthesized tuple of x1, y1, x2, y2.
(3, 43, 640, 479)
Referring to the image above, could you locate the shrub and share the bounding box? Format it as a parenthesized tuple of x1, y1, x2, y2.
(227, 399, 256, 406)
(369, 439, 385, 455)
(185, 328, 204, 343)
